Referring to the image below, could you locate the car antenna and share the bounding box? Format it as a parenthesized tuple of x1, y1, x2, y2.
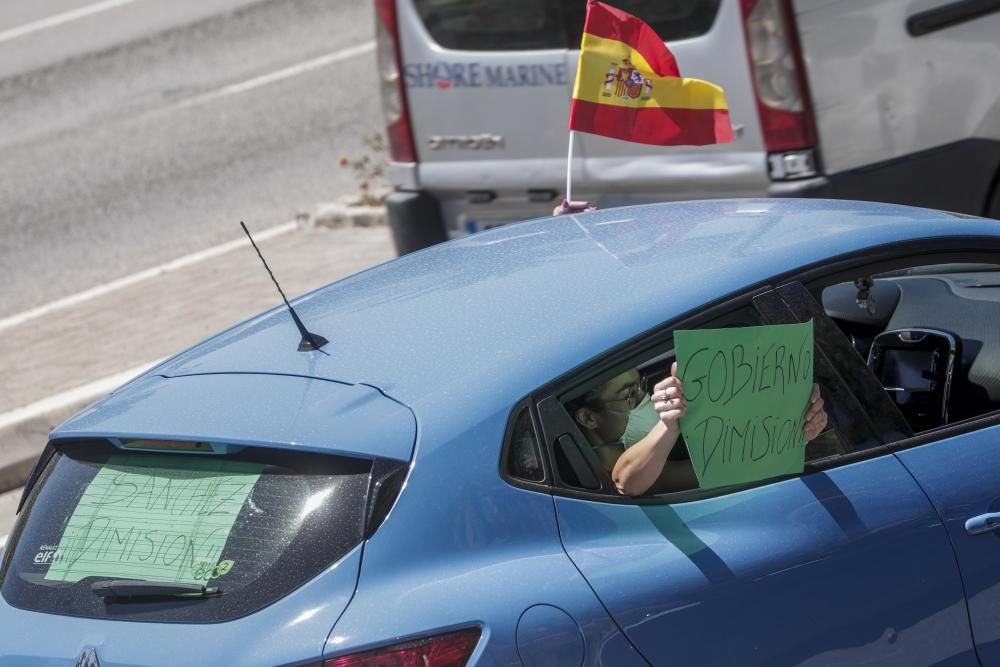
(240, 221, 329, 352)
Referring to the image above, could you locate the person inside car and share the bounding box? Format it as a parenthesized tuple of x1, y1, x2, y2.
(568, 363, 828, 496)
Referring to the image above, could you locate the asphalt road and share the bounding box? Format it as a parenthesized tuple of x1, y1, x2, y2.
(0, 0, 382, 316)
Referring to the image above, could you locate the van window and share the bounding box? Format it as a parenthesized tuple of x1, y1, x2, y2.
(0, 439, 371, 623)
(412, 0, 722, 51)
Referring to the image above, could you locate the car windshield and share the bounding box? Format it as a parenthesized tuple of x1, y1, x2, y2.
(0, 439, 371, 623)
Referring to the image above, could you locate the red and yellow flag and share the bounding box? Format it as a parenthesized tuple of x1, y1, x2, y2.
(569, 0, 734, 146)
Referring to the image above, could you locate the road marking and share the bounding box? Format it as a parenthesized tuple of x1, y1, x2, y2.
(0, 221, 296, 334)
(169, 41, 375, 111)
(0, 534, 7, 550)
(0, 359, 165, 432)
(0, 0, 145, 45)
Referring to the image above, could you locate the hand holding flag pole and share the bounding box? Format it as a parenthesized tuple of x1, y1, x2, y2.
(563, 0, 734, 206)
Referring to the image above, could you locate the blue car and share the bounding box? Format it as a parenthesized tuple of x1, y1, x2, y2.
(3, 199, 1000, 666)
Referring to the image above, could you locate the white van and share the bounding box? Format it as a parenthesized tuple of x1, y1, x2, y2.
(375, 0, 1000, 254)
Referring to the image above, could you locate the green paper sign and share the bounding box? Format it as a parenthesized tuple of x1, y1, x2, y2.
(45, 454, 262, 584)
(675, 321, 814, 489)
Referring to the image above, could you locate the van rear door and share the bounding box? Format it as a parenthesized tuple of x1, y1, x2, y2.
(395, 0, 767, 233)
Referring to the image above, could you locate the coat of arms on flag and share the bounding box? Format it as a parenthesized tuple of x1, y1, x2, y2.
(603, 58, 653, 101)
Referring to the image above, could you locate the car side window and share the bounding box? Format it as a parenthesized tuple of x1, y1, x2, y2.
(821, 261, 1000, 434)
(549, 304, 864, 499)
(505, 407, 545, 483)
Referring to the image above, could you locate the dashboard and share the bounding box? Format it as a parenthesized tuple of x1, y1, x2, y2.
(822, 270, 1000, 429)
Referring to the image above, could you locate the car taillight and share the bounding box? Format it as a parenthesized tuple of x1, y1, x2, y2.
(375, 0, 417, 163)
(740, 0, 818, 178)
(323, 628, 481, 667)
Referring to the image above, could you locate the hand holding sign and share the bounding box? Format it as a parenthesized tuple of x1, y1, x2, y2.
(804, 384, 828, 440)
(652, 362, 687, 429)
(675, 321, 815, 489)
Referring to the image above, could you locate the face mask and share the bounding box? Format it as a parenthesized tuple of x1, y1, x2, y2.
(606, 394, 659, 448)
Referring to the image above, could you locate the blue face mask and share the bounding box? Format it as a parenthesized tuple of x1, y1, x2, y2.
(606, 394, 658, 448)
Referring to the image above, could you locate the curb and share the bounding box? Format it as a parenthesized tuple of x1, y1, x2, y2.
(0, 360, 164, 496)
(0, 400, 88, 496)
(304, 198, 387, 230)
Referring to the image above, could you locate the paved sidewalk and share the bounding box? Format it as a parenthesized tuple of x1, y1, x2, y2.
(0, 223, 395, 493)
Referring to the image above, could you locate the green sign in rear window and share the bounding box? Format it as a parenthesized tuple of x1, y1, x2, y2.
(45, 454, 262, 585)
(1, 441, 374, 623)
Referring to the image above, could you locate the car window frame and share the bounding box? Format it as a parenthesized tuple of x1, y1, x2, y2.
(498, 398, 553, 493)
(529, 236, 1000, 505)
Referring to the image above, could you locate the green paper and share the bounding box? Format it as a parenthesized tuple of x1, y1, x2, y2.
(45, 454, 262, 584)
(675, 321, 814, 489)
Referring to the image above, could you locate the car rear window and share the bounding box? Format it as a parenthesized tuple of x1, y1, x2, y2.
(412, 0, 722, 51)
(0, 439, 372, 623)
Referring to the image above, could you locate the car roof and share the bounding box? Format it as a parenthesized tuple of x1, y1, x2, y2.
(118, 199, 998, 412)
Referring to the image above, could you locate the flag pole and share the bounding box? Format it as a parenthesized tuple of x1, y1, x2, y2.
(565, 130, 575, 203)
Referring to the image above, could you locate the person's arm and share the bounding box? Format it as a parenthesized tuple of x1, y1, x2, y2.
(612, 363, 686, 496)
(611, 420, 681, 496)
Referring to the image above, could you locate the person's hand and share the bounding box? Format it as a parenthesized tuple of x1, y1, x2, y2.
(652, 362, 687, 430)
(552, 198, 598, 216)
(803, 383, 828, 441)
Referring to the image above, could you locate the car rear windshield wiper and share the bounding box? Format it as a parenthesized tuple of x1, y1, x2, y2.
(91, 579, 222, 601)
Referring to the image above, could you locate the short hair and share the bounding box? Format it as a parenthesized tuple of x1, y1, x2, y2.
(564, 387, 607, 424)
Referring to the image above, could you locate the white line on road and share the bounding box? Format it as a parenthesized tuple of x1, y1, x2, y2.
(169, 41, 375, 111)
(0, 221, 296, 334)
(0, 534, 7, 550)
(0, 359, 165, 432)
(0, 0, 145, 45)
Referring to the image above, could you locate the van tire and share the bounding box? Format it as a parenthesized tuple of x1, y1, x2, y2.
(987, 168, 1000, 219)
(387, 191, 448, 256)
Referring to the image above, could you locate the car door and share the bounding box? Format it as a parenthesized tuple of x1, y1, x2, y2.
(895, 425, 1000, 667)
(539, 284, 977, 666)
(854, 258, 1000, 666)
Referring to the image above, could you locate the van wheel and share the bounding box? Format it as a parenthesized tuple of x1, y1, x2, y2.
(988, 170, 1000, 219)
(387, 191, 448, 256)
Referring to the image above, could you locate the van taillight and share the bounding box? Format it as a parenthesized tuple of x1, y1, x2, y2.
(323, 628, 480, 667)
(375, 0, 417, 163)
(740, 0, 818, 174)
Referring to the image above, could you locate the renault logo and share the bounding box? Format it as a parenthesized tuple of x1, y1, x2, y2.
(75, 648, 101, 667)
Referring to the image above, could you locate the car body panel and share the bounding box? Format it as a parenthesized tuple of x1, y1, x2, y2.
(555, 455, 976, 665)
(50, 373, 416, 462)
(0, 544, 362, 667)
(5, 199, 1000, 666)
(894, 422, 1000, 665)
(794, 0, 1000, 175)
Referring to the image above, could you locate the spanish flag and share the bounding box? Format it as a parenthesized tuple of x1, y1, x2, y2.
(569, 0, 734, 146)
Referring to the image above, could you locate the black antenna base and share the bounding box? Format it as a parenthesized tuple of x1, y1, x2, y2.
(298, 332, 330, 352)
